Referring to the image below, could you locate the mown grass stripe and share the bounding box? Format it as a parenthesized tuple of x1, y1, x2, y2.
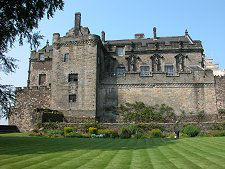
(180, 140, 225, 167)
(170, 140, 224, 169)
(76, 139, 125, 169)
(0, 138, 87, 167)
(103, 139, 134, 169)
(23, 139, 115, 169)
(42, 139, 117, 169)
(145, 139, 182, 169)
(157, 139, 202, 169)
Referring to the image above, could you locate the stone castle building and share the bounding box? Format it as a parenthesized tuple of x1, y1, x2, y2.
(10, 13, 225, 131)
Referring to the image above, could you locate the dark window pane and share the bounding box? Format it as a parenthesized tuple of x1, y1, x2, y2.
(165, 65, 174, 76)
(140, 66, 150, 76)
(64, 53, 69, 62)
(39, 53, 45, 61)
(116, 67, 125, 76)
(69, 94, 76, 102)
(68, 73, 78, 82)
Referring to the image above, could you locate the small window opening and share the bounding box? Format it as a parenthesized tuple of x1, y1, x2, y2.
(39, 74, 46, 85)
(69, 94, 76, 102)
(116, 47, 125, 56)
(140, 66, 150, 76)
(39, 53, 45, 61)
(116, 67, 125, 76)
(165, 65, 174, 76)
(68, 73, 78, 82)
(64, 53, 69, 62)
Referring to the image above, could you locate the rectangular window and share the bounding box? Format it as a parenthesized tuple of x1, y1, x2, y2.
(69, 94, 76, 102)
(116, 67, 125, 76)
(140, 66, 150, 76)
(64, 53, 69, 62)
(39, 53, 45, 61)
(116, 47, 125, 56)
(39, 74, 46, 85)
(165, 65, 174, 76)
(68, 73, 78, 82)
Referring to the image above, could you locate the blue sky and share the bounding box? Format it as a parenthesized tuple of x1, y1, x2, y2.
(1, 0, 225, 124)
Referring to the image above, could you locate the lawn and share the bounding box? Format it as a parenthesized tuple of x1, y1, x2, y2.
(0, 133, 225, 169)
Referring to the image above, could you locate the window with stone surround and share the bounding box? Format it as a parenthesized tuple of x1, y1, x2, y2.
(39, 53, 45, 61)
(64, 53, 69, 62)
(116, 47, 125, 56)
(39, 74, 46, 85)
(164, 64, 174, 76)
(69, 94, 76, 102)
(140, 66, 150, 76)
(68, 73, 78, 82)
(116, 67, 125, 76)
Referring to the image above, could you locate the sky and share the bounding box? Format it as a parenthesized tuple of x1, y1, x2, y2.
(1, 0, 225, 124)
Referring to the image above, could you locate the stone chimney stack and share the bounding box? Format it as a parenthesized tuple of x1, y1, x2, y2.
(75, 12, 81, 29)
(153, 27, 157, 39)
(101, 31, 105, 42)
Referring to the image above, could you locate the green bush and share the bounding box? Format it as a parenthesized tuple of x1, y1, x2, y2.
(64, 127, 75, 135)
(88, 127, 97, 134)
(44, 129, 64, 138)
(97, 129, 113, 138)
(119, 128, 132, 139)
(149, 129, 162, 138)
(207, 130, 225, 137)
(64, 132, 81, 138)
(181, 124, 200, 137)
(218, 109, 225, 116)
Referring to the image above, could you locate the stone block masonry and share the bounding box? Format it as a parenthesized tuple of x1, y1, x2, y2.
(9, 12, 225, 131)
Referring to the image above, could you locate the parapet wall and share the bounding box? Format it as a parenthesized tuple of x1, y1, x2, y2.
(9, 87, 51, 132)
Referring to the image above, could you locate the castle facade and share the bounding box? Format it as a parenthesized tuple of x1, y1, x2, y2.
(10, 13, 225, 131)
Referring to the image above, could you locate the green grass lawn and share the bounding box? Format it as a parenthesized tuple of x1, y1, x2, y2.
(0, 133, 225, 169)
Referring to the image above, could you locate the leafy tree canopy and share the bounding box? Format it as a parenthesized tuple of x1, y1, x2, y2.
(0, 0, 64, 118)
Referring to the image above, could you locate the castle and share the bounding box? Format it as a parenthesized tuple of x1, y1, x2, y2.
(9, 13, 225, 131)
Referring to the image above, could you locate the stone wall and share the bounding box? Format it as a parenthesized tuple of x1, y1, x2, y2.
(9, 87, 51, 132)
(215, 76, 225, 109)
(98, 69, 218, 121)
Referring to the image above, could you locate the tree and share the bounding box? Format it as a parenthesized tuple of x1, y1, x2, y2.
(0, 0, 64, 118)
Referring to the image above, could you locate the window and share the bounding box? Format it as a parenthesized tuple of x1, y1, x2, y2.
(68, 73, 78, 82)
(165, 65, 174, 76)
(116, 47, 125, 56)
(39, 74, 46, 85)
(116, 67, 125, 76)
(64, 53, 69, 62)
(39, 53, 45, 61)
(69, 94, 76, 102)
(140, 66, 150, 76)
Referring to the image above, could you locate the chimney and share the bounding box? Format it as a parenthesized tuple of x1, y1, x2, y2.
(185, 29, 188, 36)
(135, 33, 145, 39)
(75, 12, 81, 29)
(101, 31, 105, 42)
(153, 27, 157, 39)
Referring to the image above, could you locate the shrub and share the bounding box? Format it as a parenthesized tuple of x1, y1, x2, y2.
(119, 128, 132, 139)
(44, 129, 64, 138)
(210, 122, 225, 130)
(117, 102, 175, 123)
(64, 127, 75, 135)
(163, 132, 176, 139)
(218, 109, 225, 116)
(64, 132, 81, 138)
(88, 127, 97, 134)
(181, 124, 200, 137)
(80, 133, 91, 138)
(149, 129, 162, 138)
(207, 130, 225, 137)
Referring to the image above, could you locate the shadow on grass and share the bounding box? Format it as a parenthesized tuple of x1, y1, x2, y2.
(0, 134, 176, 155)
